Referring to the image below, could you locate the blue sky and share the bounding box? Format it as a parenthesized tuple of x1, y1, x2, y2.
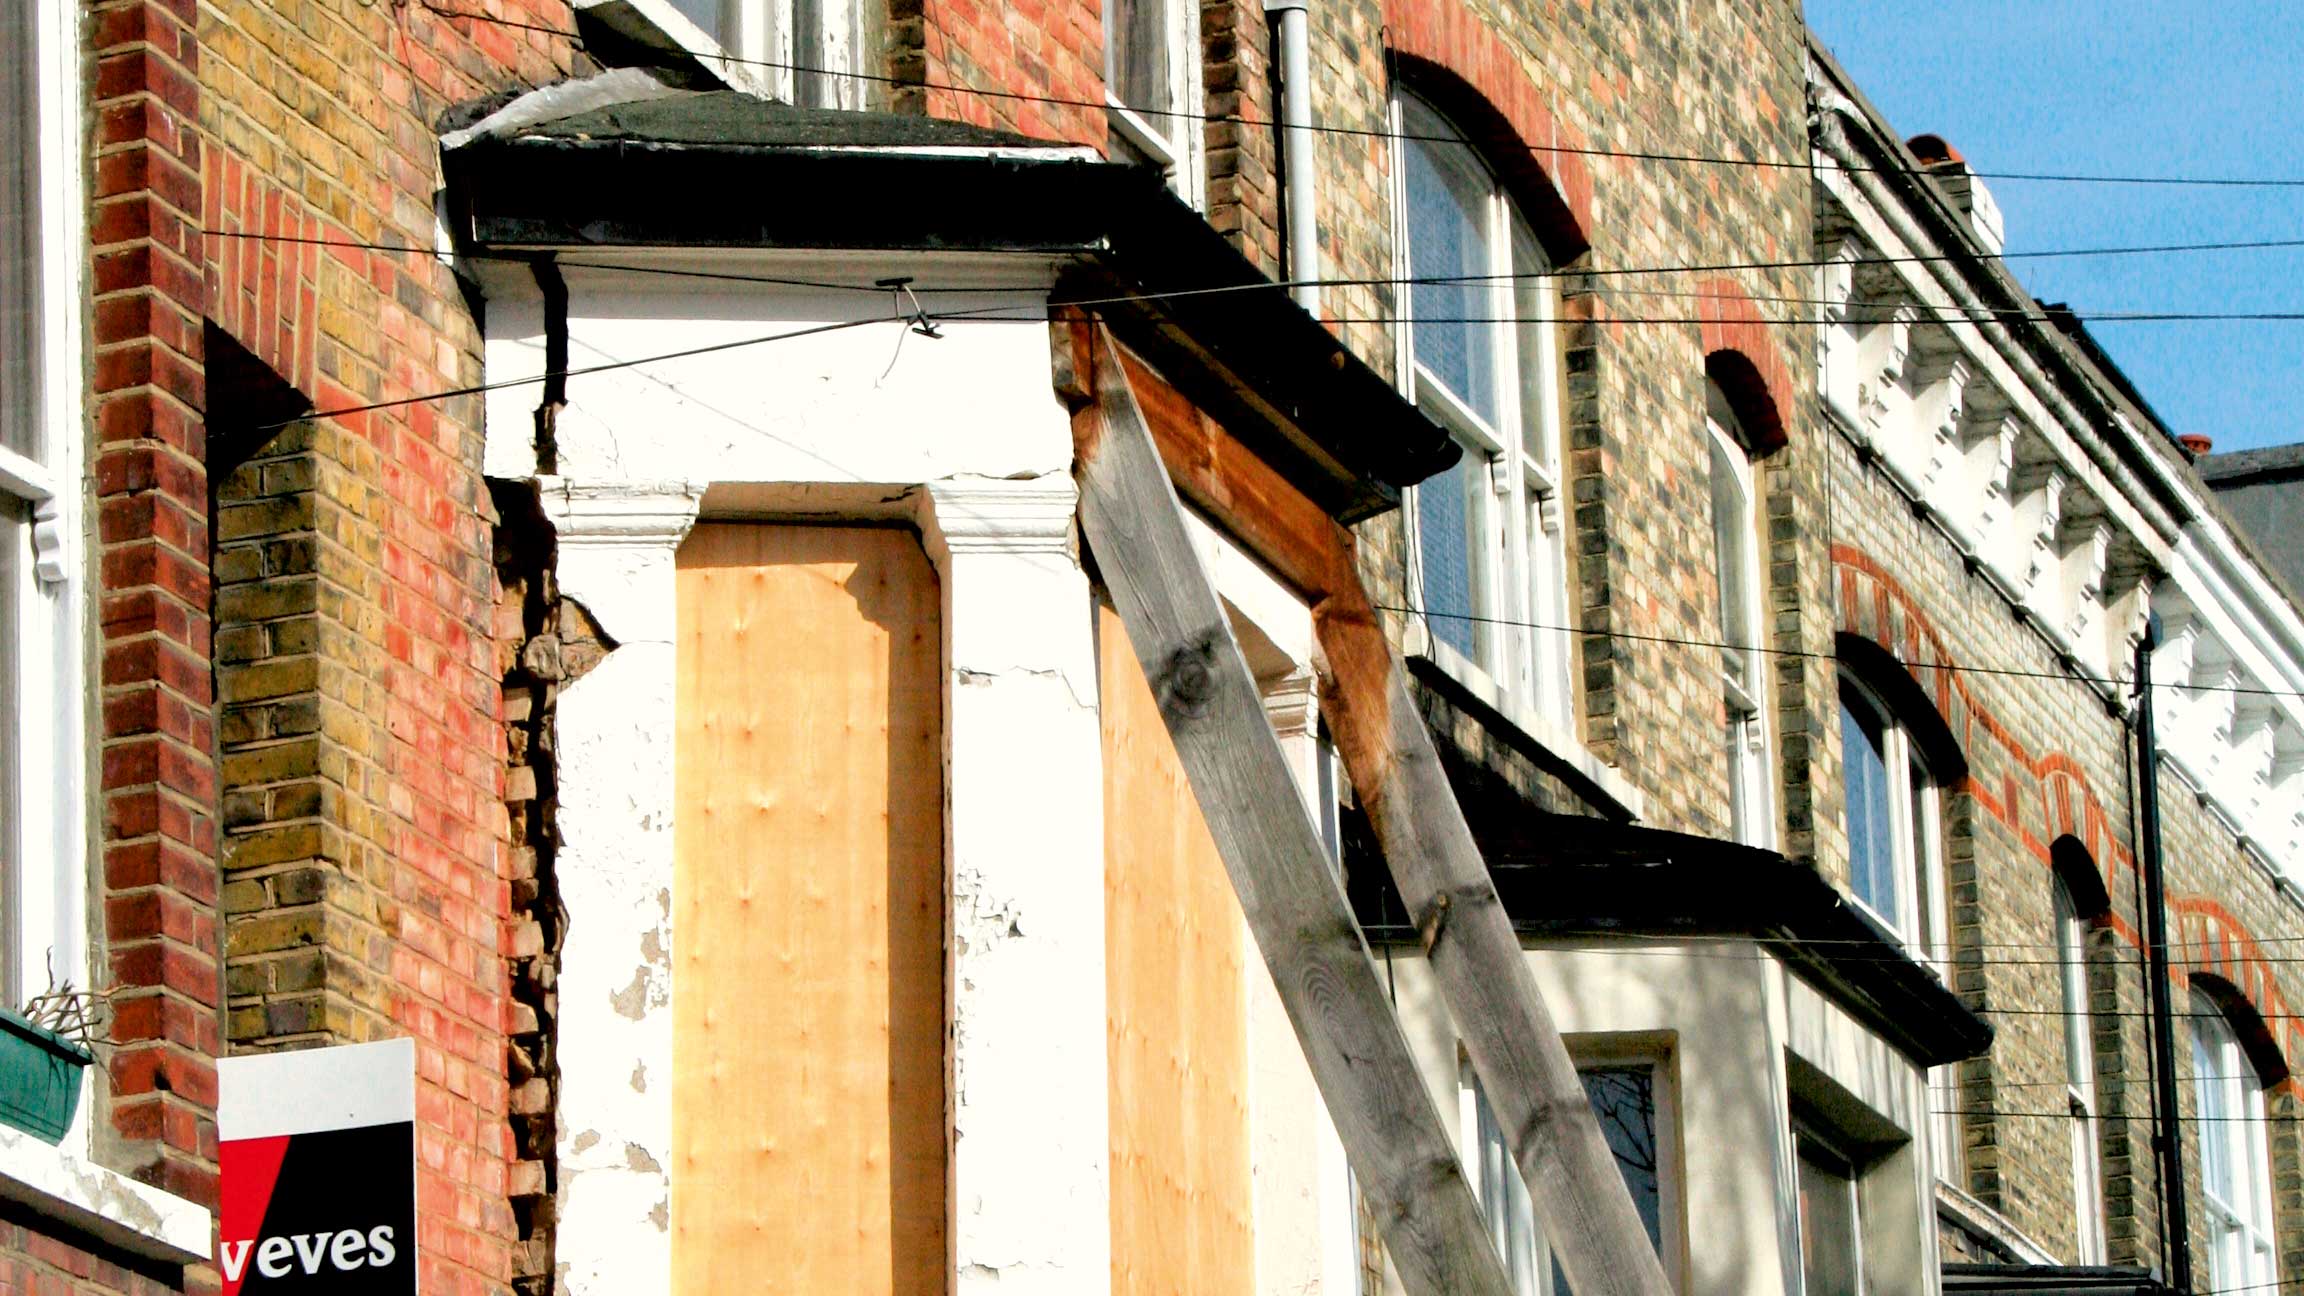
(1804, 1, 2304, 453)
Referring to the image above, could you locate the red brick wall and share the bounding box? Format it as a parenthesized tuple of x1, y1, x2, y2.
(890, 0, 1107, 144)
(89, 0, 222, 1208)
(0, 1217, 191, 1296)
(90, 4, 576, 1295)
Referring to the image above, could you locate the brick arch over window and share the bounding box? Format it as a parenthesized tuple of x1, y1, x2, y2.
(1696, 277, 1792, 452)
(2176, 900, 2301, 1090)
(1382, 0, 1592, 261)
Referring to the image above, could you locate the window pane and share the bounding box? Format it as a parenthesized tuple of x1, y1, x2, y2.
(1418, 452, 1481, 659)
(663, 0, 725, 39)
(1404, 110, 1497, 422)
(1475, 1086, 1543, 1295)
(1797, 1143, 1860, 1296)
(1106, 0, 1170, 114)
(1840, 691, 1900, 931)
(1509, 215, 1551, 468)
(1708, 429, 1753, 688)
(2055, 885, 2092, 1091)
(0, 22, 38, 461)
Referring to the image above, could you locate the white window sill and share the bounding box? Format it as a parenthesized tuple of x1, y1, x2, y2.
(0, 1123, 212, 1264)
(1401, 620, 1647, 821)
(571, 0, 779, 100)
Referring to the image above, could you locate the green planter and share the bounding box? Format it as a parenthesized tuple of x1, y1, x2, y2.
(0, 1009, 92, 1144)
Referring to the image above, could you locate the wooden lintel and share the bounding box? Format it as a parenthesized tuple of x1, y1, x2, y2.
(1071, 325, 1516, 1296)
(1065, 317, 1675, 1296)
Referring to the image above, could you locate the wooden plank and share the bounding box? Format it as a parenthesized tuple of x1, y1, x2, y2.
(1070, 329, 1516, 1296)
(672, 524, 947, 1296)
(1099, 601, 1256, 1296)
(1314, 581, 1675, 1296)
(1071, 318, 1675, 1296)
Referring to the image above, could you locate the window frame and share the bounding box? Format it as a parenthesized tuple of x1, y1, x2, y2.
(1391, 88, 1571, 725)
(1457, 1045, 1681, 1295)
(2192, 991, 2279, 1291)
(1707, 384, 1772, 848)
(1794, 1127, 1866, 1296)
(1102, 0, 1204, 206)
(613, 0, 862, 107)
(2053, 878, 2108, 1265)
(0, 0, 82, 1014)
(1836, 672, 1948, 959)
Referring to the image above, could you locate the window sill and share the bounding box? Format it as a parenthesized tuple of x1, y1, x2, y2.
(0, 1124, 211, 1265)
(1935, 1180, 2055, 1266)
(1402, 621, 1647, 821)
(570, 0, 779, 99)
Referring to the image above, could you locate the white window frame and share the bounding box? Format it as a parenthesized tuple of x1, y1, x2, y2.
(0, 0, 82, 1018)
(581, 0, 862, 107)
(1836, 673, 1947, 959)
(1707, 385, 1771, 848)
(2053, 879, 2107, 1265)
(1458, 1048, 1680, 1295)
(1391, 89, 1570, 726)
(2193, 992, 2278, 1291)
(1102, 0, 1204, 207)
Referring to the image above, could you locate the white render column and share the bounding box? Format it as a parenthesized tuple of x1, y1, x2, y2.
(921, 475, 1112, 1295)
(537, 477, 702, 1296)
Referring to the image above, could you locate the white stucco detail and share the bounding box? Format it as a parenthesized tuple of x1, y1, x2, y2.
(920, 476, 1114, 1296)
(546, 483, 700, 1296)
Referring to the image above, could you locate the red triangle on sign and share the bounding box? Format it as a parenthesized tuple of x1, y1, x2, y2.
(218, 1135, 291, 1296)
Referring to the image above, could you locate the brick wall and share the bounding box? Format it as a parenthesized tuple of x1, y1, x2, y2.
(1303, 0, 1828, 849)
(78, 0, 577, 1291)
(1830, 430, 2304, 1274)
(0, 1215, 192, 1296)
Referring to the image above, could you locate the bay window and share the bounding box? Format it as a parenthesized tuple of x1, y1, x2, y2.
(1396, 89, 1570, 723)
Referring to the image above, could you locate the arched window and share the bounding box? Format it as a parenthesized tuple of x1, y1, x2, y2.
(1838, 664, 1957, 1189)
(1394, 87, 1569, 721)
(1836, 670, 1948, 956)
(1707, 381, 1769, 846)
(2052, 869, 2106, 1263)
(2193, 989, 2279, 1289)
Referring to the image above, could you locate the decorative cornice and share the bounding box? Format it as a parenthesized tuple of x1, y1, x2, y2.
(538, 477, 705, 548)
(924, 476, 1077, 557)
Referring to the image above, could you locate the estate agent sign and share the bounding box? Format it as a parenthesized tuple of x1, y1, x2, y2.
(217, 1037, 417, 1294)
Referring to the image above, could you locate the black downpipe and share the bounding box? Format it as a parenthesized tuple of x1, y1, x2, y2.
(2134, 613, 2193, 1293)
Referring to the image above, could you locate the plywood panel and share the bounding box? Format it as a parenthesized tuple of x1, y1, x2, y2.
(674, 524, 945, 1295)
(1100, 601, 1255, 1296)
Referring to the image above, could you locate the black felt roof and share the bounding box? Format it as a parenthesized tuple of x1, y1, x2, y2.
(480, 91, 1061, 152)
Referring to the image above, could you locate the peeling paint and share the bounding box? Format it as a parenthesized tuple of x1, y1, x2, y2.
(648, 1200, 669, 1232)
(624, 1143, 663, 1174)
(630, 1062, 648, 1093)
(571, 1130, 601, 1154)
(609, 967, 652, 1020)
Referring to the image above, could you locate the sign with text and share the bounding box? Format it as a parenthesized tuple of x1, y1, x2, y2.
(218, 1037, 416, 1294)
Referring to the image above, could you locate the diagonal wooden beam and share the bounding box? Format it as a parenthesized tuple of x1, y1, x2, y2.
(1070, 328, 1517, 1296)
(1061, 316, 1675, 1296)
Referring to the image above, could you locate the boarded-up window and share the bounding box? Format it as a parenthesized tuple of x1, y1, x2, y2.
(674, 524, 946, 1295)
(1098, 602, 1254, 1295)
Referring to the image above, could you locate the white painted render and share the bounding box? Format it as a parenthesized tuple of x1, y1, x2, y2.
(485, 256, 1121, 1294)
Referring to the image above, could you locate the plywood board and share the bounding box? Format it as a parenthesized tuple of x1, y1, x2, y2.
(673, 524, 946, 1295)
(1099, 601, 1256, 1296)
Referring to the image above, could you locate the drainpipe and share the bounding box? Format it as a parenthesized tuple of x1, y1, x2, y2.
(2133, 613, 2193, 1293)
(1265, 0, 1317, 315)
